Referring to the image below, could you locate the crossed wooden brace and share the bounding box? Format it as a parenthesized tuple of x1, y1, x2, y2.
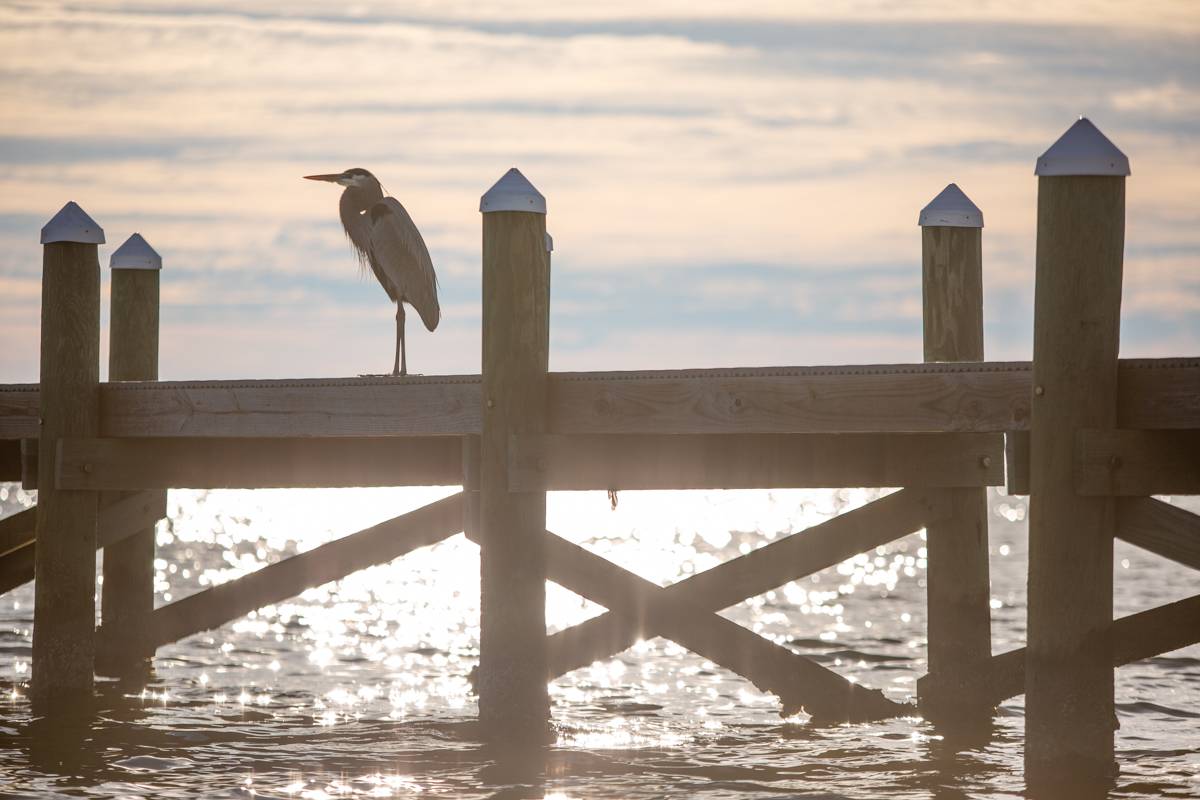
(465, 488, 950, 723)
(85, 489, 947, 723)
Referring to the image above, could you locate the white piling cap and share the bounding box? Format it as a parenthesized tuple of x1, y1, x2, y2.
(40, 201, 105, 245)
(110, 233, 162, 270)
(480, 168, 546, 214)
(919, 183, 983, 228)
(1036, 117, 1130, 177)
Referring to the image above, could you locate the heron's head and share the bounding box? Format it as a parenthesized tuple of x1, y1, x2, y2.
(303, 168, 379, 189)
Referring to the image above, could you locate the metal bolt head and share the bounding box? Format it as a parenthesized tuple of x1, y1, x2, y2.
(82, 463, 93, 474)
(1034, 385, 1045, 397)
(980, 455, 992, 469)
(1109, 455, 1123, 469)
(486, 398, 495, 410)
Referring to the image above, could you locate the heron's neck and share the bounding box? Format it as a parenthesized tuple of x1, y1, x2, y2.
(340, 183, 384, 217)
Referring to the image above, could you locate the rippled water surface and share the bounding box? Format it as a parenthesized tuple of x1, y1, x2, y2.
(1, 485, 1197, 798)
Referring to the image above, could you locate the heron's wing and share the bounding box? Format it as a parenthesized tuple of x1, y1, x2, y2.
(368, 197, 440, 331)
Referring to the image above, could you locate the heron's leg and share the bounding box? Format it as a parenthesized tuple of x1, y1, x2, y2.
(394, 302, 407, 377)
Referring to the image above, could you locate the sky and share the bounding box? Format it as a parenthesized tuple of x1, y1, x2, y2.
(0, 1, 1197, 381)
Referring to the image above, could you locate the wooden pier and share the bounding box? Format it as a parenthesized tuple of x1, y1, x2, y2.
(1, 119, 1198, 791)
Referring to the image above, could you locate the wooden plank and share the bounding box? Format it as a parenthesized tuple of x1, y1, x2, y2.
(459, 520, 909, 722)
(99, 265, 162, 678)
(0, 385, 38, 439)
(925, 593, 1200, 707)
(0, 439, 19, 481)
(1118, 358, 1200, 431)
(1004, 431, 1031, 495)
(0, 507, 36, 558)
(143, 492, 464, 649)
(33, 238, 102, 712)
(1116, 497, 1200, 571)
(0, 544, 35, 596)
(1025, 169, 1125, 783)
(545, 488, 948, 679)
(477, 204, 551, 737)
(100, 375, 482, 438)
(920, 215, 993, 727)
(1076, 429, 1200, 496)
(1, 357, 1195, 439)
(20, 439, 37, 490)
(0, 492, 167, 593)
(57, 437, 463, 490)
(509, 433, 1004, 491)
(550, 362, 1033, 435)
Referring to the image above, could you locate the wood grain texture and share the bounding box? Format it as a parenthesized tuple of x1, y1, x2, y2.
(2, 357, 1195, 439)
(32, 241, 101, 711)
(1025, 175, 1124, 783)
(550, 362, 1031, 435)
(57, 436, 463, 490)
(536, 528, 909, 722)
(1075, 429, 1200, 496)
(918, 593, 1200, 707)
(477, 209, 551, 736)
(1004, 431, 1031, 495)
(0, 506, 35, 558)
(0, 385, 38, 439)
(0, 439, 19, 481)
(544, 489, 949, 679)
(0, 491, 166, 594)
(1116, 498, 1200, 571)
(919, 223, 993, 727)
(99, 268, 162, 677)
(922, 226, 984, 363)
(142, 493, 464, 648)
(100, 376, 482, 437)
(19, 438, 37, 489)
(509, 433, 1004, 491)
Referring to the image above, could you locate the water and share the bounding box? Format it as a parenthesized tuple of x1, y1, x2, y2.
(0, 485, 1197, 798)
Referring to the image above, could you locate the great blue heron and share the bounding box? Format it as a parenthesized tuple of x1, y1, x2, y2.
(304, 168, 439, 376)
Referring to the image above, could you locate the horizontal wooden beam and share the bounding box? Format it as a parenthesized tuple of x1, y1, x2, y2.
(1, 358, 1196, 440)
(510, 433, 1004, 491)
(545, 488, 948, 679)
(926, 594, 1200, 706)
(0, 491, 166, 593)
(140, 492, 464, 648)
(56, 437, 463, 490)
(100, 375, 482, 438)
(1076, 429, 1200, 496)
(0, 383, 37, 439)
(1117, 497, 1200, 571)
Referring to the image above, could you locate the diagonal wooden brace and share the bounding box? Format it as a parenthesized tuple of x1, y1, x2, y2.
(544, 488, 949, 680)
(463, 511, 918, 722)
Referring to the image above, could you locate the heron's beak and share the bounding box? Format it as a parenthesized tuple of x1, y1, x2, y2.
(304, 173, 343, 182)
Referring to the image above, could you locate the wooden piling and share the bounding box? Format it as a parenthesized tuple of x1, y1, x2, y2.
(477, 169, 551, 740)
(31, 202, 103, 712)
(1025, 118, 1129, 791)
(916, 184, 993, 727)
(97, 235, 163, 678)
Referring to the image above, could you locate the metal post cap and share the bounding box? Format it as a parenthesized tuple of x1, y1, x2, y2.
(919, 183, 983, 228)
(110, 233, 163, 270)
(1036, 117, 1130, 176)
(480, 168, 546, 214)
(40, 201, 105, 245)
